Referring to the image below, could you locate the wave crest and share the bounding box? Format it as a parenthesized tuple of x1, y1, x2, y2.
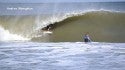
(36, 10, 123, 30)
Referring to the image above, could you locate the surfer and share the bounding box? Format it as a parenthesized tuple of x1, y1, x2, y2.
(47, 26, 51, 31)
(84, 33, 91, 43)
(42, 24, 53, 31)
(41, 24, 53, 34)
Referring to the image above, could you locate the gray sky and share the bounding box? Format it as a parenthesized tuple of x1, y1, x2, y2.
(0, 0, 125, 3)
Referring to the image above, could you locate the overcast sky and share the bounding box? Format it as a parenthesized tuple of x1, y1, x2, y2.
(0, 0, 125, 3)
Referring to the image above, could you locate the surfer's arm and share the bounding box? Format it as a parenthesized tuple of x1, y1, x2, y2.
(89, 38, 92, 42)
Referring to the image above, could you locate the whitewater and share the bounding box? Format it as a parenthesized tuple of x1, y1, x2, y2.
(0, 42, 125, 70)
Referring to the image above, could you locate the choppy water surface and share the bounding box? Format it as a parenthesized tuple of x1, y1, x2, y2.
(0, 42, 125, 70)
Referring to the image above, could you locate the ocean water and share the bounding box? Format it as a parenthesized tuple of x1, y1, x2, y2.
(0, 42, 125, 70)
(0, 2, 125, 70)
(0, 2, 125, 42)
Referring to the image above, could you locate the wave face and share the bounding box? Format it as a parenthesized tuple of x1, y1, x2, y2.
(0, 11, 125, 42)
(49, 11, 125, 42)
(0, 2, 125, 42)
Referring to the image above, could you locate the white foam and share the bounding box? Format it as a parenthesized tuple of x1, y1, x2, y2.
(0, 42, 124, 69)
(43, 31, 53, 34)
(0, 26, 29, 41)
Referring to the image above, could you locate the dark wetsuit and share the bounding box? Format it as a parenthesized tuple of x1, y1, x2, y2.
(84, 35, 91, 42)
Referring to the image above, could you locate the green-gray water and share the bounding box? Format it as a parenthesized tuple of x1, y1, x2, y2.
(0, 11, 125, 42)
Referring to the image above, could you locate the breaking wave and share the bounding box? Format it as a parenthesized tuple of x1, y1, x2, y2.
(0, 10, 125, 42)
(0, 26, 29, 41)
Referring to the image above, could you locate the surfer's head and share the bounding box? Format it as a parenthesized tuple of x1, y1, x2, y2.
(42, 24, 54, 31)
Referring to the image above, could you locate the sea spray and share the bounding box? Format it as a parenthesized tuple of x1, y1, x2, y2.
(34, 9, 123, 31)
(0, 26, 29, 41)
